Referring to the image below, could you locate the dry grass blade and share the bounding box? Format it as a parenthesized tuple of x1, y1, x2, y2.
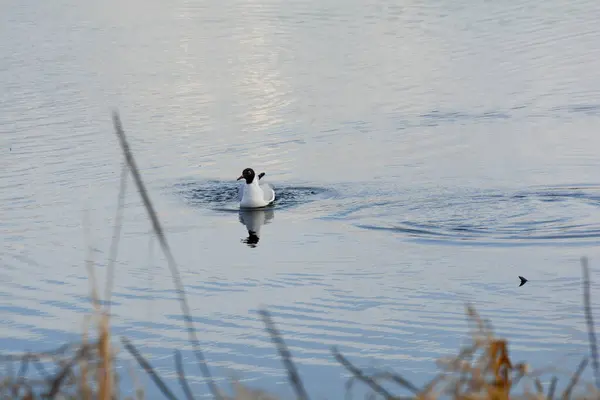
(105, 161, 128, 314)
(466, 304, 487, 339)
(175, 350, 196, 400)
(488, 339, 512, 392)
(581, 256, 600, 389)
(79, 315, 92, 400)
(31, 356, 50, 380)
(0, 344, 72, 362)
(111, 111, 220, 400)
(534, 377, 543, 394)
(97, 313, 113, 400)
(547, 376, 558, 400)
(367, 372, 420, 395)
(560, 357, 588, 400)
(16, 356, 29, 379)
(259, 309, 309, 400)
(126, 358, 145, 400)
(332, 347, 395, 400)
(421, 373, 446, 397)
(13, 381, 33, 399)
(121, 337, 179, 400)
(46, 345, 90, 398)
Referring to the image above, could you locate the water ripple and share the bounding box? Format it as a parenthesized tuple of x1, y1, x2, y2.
(328, 185, 600, 246)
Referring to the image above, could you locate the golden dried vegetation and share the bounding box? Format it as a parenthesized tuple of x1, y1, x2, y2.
(1, 112, 598, 400)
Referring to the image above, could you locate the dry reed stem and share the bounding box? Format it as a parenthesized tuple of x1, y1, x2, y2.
(175, 350, 196, 400)
(366, 372, 421, 395)
(126, 358, 145, 400)
(6, 112, 600, 400)
(121, 337, 178, 400)
(332, 347, 396, 399)
(581, 257, 600, 390)
(111, 110, 221, 400)
(85, 215, 114, 400)
(331, 288, 600, 400)
(46, 344, 91, 397)
(560, 358, 588, 400)
(97, 313, 113, 400)
(547, 377, 558, 400)
(79, 314, 92, 400)
(0, 344, 73, 362)
(221, 379, 280, 400)
(259, 309, 309, 400)
(105, 161, 129, 314)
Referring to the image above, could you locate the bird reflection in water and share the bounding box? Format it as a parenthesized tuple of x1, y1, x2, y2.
(238, 208, 275, 248)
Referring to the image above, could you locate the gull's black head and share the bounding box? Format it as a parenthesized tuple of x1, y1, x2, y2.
(237, 168, 256, 184)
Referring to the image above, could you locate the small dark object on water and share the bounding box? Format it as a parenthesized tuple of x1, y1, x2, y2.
(258, 172, 265, 180)
(518, 276, 528, 287)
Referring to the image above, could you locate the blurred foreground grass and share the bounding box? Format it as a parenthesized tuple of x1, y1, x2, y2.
(1, 112, 599, 399)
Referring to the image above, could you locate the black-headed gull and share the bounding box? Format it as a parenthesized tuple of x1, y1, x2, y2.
(237, 167, 276, 208)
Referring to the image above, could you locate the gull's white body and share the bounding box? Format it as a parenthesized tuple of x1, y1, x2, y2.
(238, 178, 275, 209)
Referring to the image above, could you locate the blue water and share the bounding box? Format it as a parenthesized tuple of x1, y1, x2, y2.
(3, 0, 600, 398)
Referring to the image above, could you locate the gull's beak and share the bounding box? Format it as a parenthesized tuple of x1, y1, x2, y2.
(237, 175, 244, 181)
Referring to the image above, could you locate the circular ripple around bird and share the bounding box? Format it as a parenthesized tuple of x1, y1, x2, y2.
(174, 180, 336, 212)
(340, 185, 600, 246)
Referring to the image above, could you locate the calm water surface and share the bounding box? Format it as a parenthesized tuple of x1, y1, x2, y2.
(3, 0, 600, 397)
